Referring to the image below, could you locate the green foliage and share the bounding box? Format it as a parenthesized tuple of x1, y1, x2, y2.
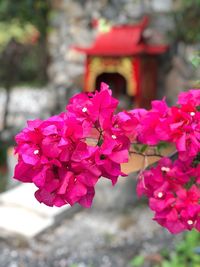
(196, 106, 200, 112)
(129, 255, 145, 267)
(191, 55, 200, 68)
(0, 144, 7, 166)
(132, 144, 148, 154)
(0, 0, 50, 86)
(0, 20, 38, 50)
(156, 141, 170, 154)
(192, 153, 200, 167)
(172, 0, 200, 43)
(140, 144, 148, 153)
(0, 144, 8, 192)
(129, 231, 200, 267)
(0, 0, 50, 34)
(159, 231, 200, 267)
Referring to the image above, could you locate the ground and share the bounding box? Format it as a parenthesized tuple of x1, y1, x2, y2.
(0, 204, 177, 267)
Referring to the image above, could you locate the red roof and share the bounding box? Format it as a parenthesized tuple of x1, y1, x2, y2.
(73, 17, 168, 56)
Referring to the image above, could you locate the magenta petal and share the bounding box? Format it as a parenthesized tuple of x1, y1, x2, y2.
(79, 187, 95, 208)
(58, 171, 73, 194)
(69, 181, 87, 198)
(59, 148, 70, 162)
(176, 133, 186, 151)
(27, 119, 42, 129)
(14, 161, 36, 182)
(35, 189, 54, 207)
(32, 168, 47, 188)
(109, 150, 129, 163)
(78, 173, 99, 187)
(42, 138, 61, 158)
(42, 125, 58, 136)
(53, 196, 67, 207)
(71, 142, 91, 161)
(165, 220, 186, 234)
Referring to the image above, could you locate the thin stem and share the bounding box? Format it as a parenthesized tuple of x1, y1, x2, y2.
(129, 150, 163, 158)
(97, 129, 103, 146)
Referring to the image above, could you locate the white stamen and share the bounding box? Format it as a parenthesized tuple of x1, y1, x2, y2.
(111, 135, 117, 139)
(190, 112, 195, 116)
(161, 166, 170, 172)
(82, 107, 87, 113)
(158, 192, 163, 198)
(187, 220, 193, 225)
(33, 149, 39, 155)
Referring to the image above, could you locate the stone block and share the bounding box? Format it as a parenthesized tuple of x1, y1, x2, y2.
(0, 205, 52, 238)
(0, 183, 78, 238)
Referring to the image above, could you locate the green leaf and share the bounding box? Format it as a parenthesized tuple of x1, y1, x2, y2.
(162, 260, 172, 267)
(130, 255, 145, 267)
(191, 56, 200, 68)
(133, 144, 140, 152)
(140, 144, 148, 153)
(156, 141, 170, 153)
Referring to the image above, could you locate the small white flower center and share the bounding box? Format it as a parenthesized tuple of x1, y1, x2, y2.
(190, 112, 195, 116)
(111, 135, 117, 139)
(33, 149, 39, 155)
(82, 107, 87, 113)
(157, 192, 163, 198)
(161, 166, 170, 172)
(187, 220, 194, 225)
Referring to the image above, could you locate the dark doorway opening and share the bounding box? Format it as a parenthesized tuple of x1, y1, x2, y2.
(96, 72, 132, 110)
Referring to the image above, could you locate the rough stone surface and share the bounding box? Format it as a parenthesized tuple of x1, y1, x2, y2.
(0, 205, 178, 267)
(0, 87, 57, 132)
(93, 174, 139, 211)
(48, 0, 174, 101)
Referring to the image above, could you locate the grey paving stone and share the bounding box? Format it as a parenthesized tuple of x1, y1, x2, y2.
(0, 184, 74, 238)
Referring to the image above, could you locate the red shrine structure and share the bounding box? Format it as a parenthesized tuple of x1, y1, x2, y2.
(73, 17, 168, 108)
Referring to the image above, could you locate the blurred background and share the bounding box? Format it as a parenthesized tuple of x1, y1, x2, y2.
(0, 0, 200, 266)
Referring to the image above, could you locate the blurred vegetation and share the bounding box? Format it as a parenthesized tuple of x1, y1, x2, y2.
(172, 0, 200, 43)
(0, 143, 8, 191)
(190, 52, 200, 87)
(0, 0, 51, 144)
(190, 53, 200, 69)
(130, 230, 200, 267)
(0, 0, 51, 86)
(159, 230, 200, 267)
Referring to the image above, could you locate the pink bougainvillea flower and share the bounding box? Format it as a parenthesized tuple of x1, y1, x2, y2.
(95, 136, 129, 185)
(166, 106, 200, 160)
(66, 82, 118, 130)
(13, 83, 200, 234)
(112, 111, 139, 141)
(14, 83, 130, 209)
(137, 156, 200, 234)
(178, 89, 200, 107)
(136, 99, 170, 145)
(14, 112, 99, 208)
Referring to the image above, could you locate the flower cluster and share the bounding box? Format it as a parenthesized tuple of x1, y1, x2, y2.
(14, 83, 130, 208)
(137, 157, 200, 233)
(14, 84, 200, 234)
(136, 89, 200, 233)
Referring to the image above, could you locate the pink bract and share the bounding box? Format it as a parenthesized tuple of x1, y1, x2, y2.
(13, 83, 200, 234)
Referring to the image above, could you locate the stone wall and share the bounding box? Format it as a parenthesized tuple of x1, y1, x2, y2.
(48, 0, 198, 108)
(48, 0, 174, 98)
